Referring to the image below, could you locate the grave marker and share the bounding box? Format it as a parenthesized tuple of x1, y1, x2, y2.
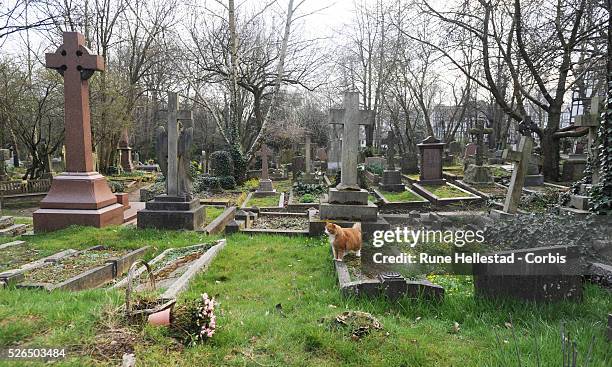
(255, 144, 276, 195)
(464, 121, 493, 184)
(117, 128, 134, 172)
(380, 131, 404, 192)
(137, 92, 204, 230)
(417, 136, 445, 184)
(0, 149, 9, 181)
(501, 118, 536, 213)
(328, 91, 374, 190)
(33, 32, 125, 232)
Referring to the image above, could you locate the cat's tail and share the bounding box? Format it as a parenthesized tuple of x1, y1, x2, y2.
(352, 222, 362, 231)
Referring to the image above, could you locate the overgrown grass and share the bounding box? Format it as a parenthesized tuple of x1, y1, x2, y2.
(203, 206, 225, 226)
(246, 193, 282, 208)
(379, 189, 425, 202)
(422, 184, 475, 198)
(0, 229, 610, 366)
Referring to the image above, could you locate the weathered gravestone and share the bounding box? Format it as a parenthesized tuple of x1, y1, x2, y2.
(301, 134, 317, 184)
(524, 153, 544, 186)
(380, 131, 404, 192)
(501, 118, 537, 214)
(464, 120, 493, 185)
(319, 91, 380, 222)
(417, 136, 445, 184)
(137, 92, 205, 230)
(0, 149, 9, 181)
(327, 125, 342, 172)
(400, 152, 418, 174)
(33, 32, 126, 232)
(291, 155, 305, 180)
(117, 128, 134, 172)
(255, 144, 276, 196)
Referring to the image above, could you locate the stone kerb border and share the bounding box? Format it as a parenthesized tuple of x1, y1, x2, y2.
(287, 190, 327, 212)
(16, 245, 149, 291)
(241, 192, 285, 210)
(411, 182, 482, 206)
(372, 188, 429, 209)
(161, 239, 226, 300)
(201, 206, 236, 235)
(331, 244, 444, 301)
(241, 212, 311, 236)
(0, 245, 78, 287)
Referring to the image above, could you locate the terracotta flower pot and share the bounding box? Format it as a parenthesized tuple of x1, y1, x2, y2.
(148, 308, 171, 326)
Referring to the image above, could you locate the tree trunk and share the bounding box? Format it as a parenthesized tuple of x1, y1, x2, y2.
(541, 111, 561, 181)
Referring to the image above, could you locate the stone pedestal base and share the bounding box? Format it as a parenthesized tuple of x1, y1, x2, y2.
(319, 202, 378, 221)
(524, 174, 544, 186)
(301, 173, 318, 184)
(255, 179, 276, 197)
(33, 172, 125, 232)
(34, 204, 125, 232)
(119, 147, 134, 172)
(463, 164, 493, 185)
(137, 195, 205, 230)
(328, 188, 368, 205)
(381, 170, 405, 192)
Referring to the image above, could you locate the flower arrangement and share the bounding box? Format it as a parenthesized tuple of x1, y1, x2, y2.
(169, 293, 217, 345)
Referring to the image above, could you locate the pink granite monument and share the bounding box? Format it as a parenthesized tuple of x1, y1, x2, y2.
(33, 32, 125, 232)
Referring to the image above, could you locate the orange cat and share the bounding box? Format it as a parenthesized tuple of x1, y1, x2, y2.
(325, 222, 362, 261)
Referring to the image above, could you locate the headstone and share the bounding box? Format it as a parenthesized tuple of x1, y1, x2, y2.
(524, 154, 544, 186)
(320, 91, 381, 223)
(417, 136, 445, 184)
(327, 125, 342, 172)
(134, 151, 140, 165)
(365, 156, 385, 168)
(502, 118, 536, 213)
(255, 144, 276, 195)
(400, 152, 418, 174)
(291, 155, 305, 180)
(33, 32, 126, 232)
(200, 150, 206, 173)
(0, 149, 9, 181)
(464, 120, 493, 185)
(464, 143, 477, 159)
(302, 134, 317, 183)
(316, 147, 327, 162)
(448, 141, 462, 155)
(117, 127, 134, 172)
(380, 131, 404, 192)
(138, 92, 205, 230)
(574, 96, 602, 183)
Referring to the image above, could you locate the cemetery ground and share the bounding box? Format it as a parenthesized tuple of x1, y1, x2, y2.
(0, 226, 611, 366)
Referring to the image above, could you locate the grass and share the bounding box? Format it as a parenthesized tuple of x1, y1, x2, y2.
(246, 193, 281, 208)
(0, 229, 610, 366)
(422, 184, 475, 198)
(378, 189, 425, 202)
(203, 206, 225, 226)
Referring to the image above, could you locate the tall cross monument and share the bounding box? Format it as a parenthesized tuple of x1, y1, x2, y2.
(34, 32, 126, 232)
(329, 91, 374, 190)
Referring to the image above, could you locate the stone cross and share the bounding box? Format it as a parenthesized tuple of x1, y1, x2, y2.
(45, 32, 104, 172)
(329, 91, 374, 190)
(383, 130, 398, 170)
(502, 122, 534, 213)
(257, 144, 272, 180)
(166, 92, 193, 196)
(574, 96, 602, 182)
(304, 134, 312, 174)
(470, 120, 492, 166)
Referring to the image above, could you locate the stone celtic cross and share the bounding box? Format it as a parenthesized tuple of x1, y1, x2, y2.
(329, 91, 374, 190)
(45, 32, 104, 173)
(257, 144, 273, 180)
(470, 120, 492, 166)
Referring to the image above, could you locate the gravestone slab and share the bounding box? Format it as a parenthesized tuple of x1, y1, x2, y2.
(473, 245, 584, 302)
(255, 144, 276, 195)
(400, 153, 418, 174)
(0, 149, 9, 181)
(380, 170, 405, 192)
(117, 128, 134, 172)
(417, 136, 445, 184)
